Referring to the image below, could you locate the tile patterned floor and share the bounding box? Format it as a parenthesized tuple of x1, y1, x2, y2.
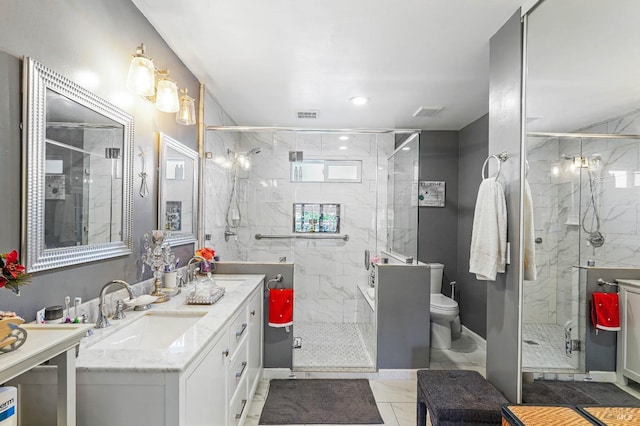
(293, 322, 374, 371)
(245, 330, 486, 426)
(522, 323, 578, 371)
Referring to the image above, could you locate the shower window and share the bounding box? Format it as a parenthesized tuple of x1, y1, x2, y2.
(293, 203, 340, 233)
(290, 160, 361, 182)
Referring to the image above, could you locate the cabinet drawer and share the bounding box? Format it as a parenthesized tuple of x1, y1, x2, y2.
(229, 374, 249, 425)
(228, 308, 249, 357)
(228, 338, 249, 399)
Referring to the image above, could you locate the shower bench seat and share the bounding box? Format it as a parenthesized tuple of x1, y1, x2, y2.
(417, 369, 509, 426)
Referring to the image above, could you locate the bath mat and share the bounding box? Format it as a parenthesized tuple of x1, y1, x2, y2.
(259, 379, 383, 424)
(522, 380, 640, 406)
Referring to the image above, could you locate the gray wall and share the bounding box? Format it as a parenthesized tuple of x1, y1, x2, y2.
(457, 114, 490, 338)
(486, 10, 523, 403)
(0, 1, 199, 319)
(376, 263, 430, 369)
(418, 131, 459, 296)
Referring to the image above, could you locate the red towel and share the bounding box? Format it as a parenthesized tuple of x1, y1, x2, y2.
(269, 288, 293, 327)
(591, 292, 621, 332)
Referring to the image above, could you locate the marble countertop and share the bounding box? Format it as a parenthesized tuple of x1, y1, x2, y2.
(76, 274, 264, 373)
(0, 322, 93, 383)
(616, 279, 640, 288)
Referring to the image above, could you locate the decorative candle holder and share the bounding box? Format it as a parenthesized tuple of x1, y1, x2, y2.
(141, 230, 175, 303)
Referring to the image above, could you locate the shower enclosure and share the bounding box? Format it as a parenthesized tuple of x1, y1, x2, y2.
(524, 130, 640, 373)
(203, 127, 415, 371)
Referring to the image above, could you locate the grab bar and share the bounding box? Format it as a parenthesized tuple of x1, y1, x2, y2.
(255, 233, 349, 241)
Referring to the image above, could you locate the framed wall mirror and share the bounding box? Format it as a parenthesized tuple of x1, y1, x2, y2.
(22, 57, 134, 272)
(158, 133, 198, 246)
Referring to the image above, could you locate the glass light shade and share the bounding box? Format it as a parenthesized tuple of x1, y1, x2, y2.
(126, 56, 155, 97)
(176, 91, 196, 125)
(155, 78, 179, 113)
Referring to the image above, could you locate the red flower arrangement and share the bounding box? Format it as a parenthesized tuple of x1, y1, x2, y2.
(0, 250, 31, 294)
(195, 247, 215, 262)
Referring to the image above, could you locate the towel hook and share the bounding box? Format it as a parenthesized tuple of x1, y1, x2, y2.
(481, 151, 509, 180)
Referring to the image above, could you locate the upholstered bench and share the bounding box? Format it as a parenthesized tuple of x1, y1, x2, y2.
(417, 370, 509, 426)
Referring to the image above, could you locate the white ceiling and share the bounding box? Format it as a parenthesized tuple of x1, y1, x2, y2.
(132, 0, 526, 130)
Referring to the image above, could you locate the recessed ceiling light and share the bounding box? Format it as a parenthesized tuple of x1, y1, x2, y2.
(339, 136, 349, 141)
(349, 96, 370, 106)
(402, 147, 410, 151)
(339, 146, 348, 150)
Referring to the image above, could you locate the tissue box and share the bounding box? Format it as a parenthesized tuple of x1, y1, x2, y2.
(0, 387, 17, 426)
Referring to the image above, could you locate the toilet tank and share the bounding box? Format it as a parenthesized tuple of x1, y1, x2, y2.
(427, 263, 444, 293)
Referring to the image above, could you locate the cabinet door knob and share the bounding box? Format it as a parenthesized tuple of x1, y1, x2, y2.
(250, 310, 256, 316)
(222, 348, 229, 357)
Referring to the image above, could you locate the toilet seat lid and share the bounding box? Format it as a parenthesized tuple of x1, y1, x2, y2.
(430, 294, 459, 311)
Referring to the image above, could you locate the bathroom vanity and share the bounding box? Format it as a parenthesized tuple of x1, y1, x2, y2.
(13, 274, 264, 426)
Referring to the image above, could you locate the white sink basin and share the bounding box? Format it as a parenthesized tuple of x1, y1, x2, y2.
(91, 311, 206, 350)
(211, 276, 247, 287)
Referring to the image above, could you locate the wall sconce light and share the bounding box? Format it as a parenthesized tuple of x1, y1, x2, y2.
(126, 43, 194, 125)
(176, 88, 196, 125)
(126, 43, 155, 97)
(155, 70, 179, 113)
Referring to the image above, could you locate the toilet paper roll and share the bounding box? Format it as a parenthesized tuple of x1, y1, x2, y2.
(164, 271, 177, 288)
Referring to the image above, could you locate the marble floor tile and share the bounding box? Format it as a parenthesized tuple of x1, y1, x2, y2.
(244, 400, 264, 426)
(369, 380, 416, 403)
(391, 402, 416, 426)
(253, 379, 269, 401)
(429, 348, 473, 364)
(249, 330, 487, 425)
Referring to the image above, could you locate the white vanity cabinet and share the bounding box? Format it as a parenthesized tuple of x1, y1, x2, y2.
(184, 330, 228, 425)
(13, 276, 264, 426)
(617, 280, 640, 385)
(183, 284, 263, 426)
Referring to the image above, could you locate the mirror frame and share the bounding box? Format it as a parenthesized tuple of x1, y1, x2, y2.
(158, 132, 198, 247)
(22, 57, 134, 272)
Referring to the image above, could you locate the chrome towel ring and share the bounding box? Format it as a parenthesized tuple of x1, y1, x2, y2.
(481, 151, 509, 179)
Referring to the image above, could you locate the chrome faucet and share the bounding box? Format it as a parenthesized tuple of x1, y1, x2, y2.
(186, 255, 207, 283)
(95, 280, 136, 329)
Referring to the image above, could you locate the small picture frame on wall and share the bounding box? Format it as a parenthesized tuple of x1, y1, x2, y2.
(418, 181, 445, 207)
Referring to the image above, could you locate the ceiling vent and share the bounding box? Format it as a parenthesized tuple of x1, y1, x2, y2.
(412, 106, 444, 118)
(296, 110, 319, 119)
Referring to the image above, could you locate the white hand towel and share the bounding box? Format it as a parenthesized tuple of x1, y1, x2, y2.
(523, 179, 537, 281)
(469, 178, 507, 281)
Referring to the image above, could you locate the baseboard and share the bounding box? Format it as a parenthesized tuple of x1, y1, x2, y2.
(263, 368, 418, 380)
(585, 371, 617, 383)
(462, 325, 487, 351)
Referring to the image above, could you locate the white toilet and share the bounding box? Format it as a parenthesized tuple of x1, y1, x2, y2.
(428, 263, 460, 349)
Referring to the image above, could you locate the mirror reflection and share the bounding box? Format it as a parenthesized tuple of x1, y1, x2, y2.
(23, 57, 134, 272)
(45, 90, 124, 248)
(522, 0, 640, 376)
(158, 133, 198, 246)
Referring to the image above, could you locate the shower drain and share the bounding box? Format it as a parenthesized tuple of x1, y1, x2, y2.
(523, 339, 539, 345)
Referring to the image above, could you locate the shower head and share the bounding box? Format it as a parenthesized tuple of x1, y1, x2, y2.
(248, 147, 262, 155)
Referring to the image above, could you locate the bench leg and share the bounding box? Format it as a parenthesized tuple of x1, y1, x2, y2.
(417, 400, 427, 426)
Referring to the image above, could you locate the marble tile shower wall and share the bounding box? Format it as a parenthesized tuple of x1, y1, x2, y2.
(527, 136, 561, 324)
(526, 108, 640, 328)
(229, 132, 393, 323)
